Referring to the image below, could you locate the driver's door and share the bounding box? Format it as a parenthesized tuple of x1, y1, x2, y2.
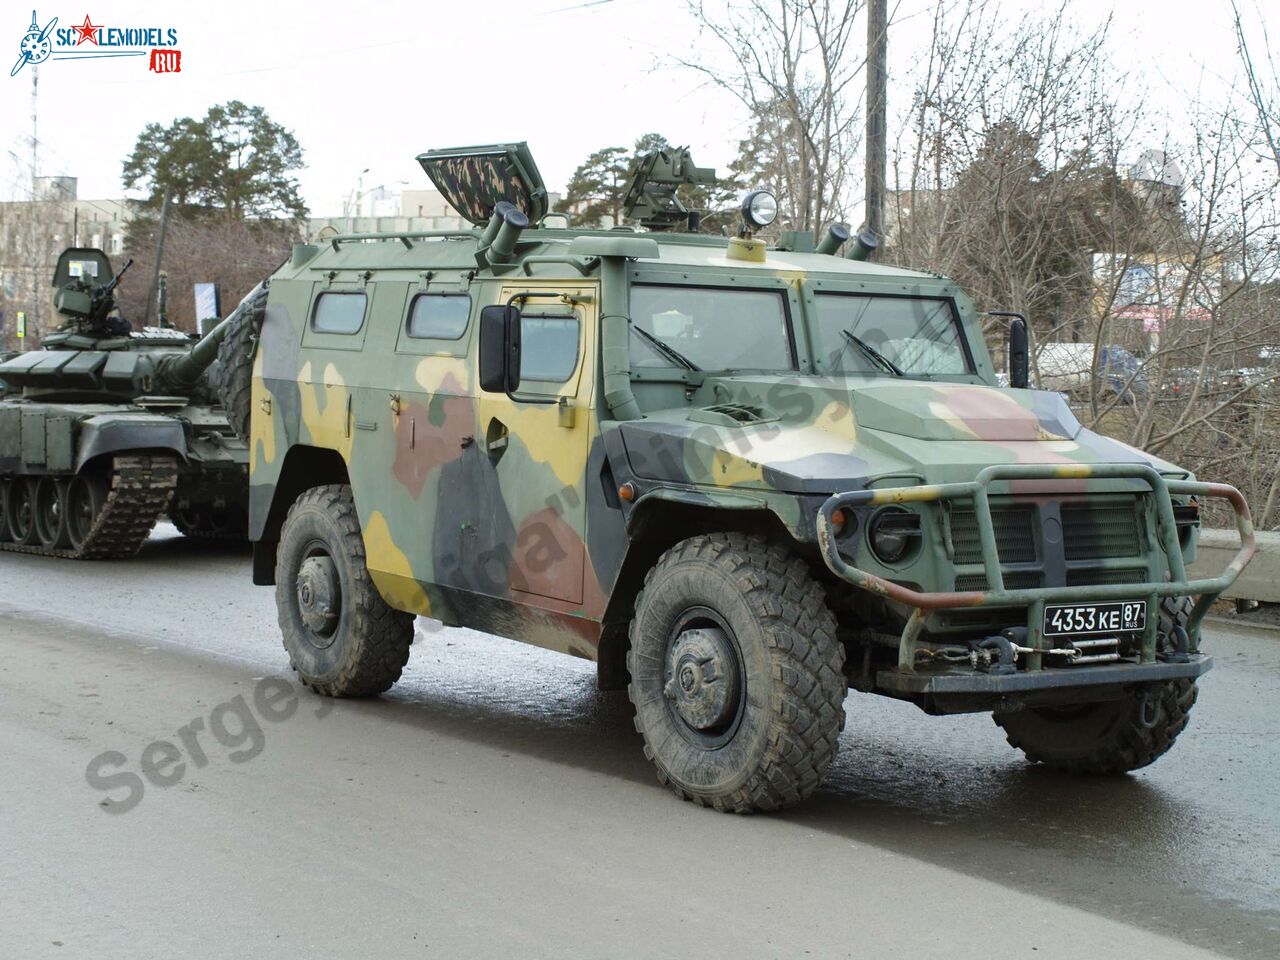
(472, 282, 597, 607)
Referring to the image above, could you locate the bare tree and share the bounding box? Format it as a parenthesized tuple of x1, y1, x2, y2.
(0, 191, 60, 351)
(676, 0, 866, 235)
(1231, 0, 1280, 177)
(889, 0, 1132, 331)
(888, 0, 1280, 526)
(116, 215, 298, 332)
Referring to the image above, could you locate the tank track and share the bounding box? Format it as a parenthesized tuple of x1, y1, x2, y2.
(1, 454, 178, 560)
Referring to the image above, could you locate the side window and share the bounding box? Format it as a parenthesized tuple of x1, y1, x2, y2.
(406, 294, 471, 340)
(312, 292, 367, 334)
(521, 314, 579, 382)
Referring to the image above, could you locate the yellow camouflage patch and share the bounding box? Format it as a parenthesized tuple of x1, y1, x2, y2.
(711, 446, 764, 487)
(298, 361, 354, 461)
(476, 394, 586, 488)
(363, 510, 432, 615)
(414, 356, 471, 394)
(250, 351, 276, 468)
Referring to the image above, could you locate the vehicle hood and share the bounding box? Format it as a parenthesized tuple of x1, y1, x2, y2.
(616, 377, 1184, 494)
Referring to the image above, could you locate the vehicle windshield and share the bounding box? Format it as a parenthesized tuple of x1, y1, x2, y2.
(814, 294, 971, 376)
(629, 285, 794, 371)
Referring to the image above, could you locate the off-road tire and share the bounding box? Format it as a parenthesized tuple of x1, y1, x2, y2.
(994, 596, 1197, 774)
(276, 484, 414, 697)
(212, 281, 270, 443)
(627, 533, 846, 813)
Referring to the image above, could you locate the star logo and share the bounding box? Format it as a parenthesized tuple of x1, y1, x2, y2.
(72, 14, 101, 45)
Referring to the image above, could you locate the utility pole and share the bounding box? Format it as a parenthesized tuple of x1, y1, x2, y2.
(144, 190, 172, 327)
(27, 65, 40, 346)
(864, 0, 888, 256)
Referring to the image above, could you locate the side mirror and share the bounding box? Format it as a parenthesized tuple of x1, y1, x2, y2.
(1008, 316, 1029, 389)
(987, 310, 1030, 388)
(479, 304, 521, 394)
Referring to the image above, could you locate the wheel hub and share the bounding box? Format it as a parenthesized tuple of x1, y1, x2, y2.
(296, 555, 340, 637)
(664, 627, 741, 732)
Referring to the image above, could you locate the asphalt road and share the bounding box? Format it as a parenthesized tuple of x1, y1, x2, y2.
(1, 526, 1278, 959)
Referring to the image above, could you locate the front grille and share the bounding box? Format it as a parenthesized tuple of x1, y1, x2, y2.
(1062, 501, 1141, 560)
(950, 504, 1037, 564)
(954, 570, 1043, 592)
(1066, 567, 1147, 586)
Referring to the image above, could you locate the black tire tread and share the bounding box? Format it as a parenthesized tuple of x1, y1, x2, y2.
(277, 484, 414, 697)
(212, 281, 269, 444)
(994, 596, 1198, 774)
(627, 533, 846, 813)
(0, 455, 177, 560)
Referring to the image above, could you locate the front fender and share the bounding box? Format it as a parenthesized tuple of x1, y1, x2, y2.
(76, 414, 187, 472)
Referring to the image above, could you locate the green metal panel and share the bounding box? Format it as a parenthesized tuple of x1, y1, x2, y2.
(21, 410, 45, 464)
(102, 351, 141, 390)
(59, 351, 109, 387)
(45, 417, 73, 472)
(0, 406, 18, 458)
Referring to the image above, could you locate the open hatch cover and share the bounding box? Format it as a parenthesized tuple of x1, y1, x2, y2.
(416, 142, 549, 226)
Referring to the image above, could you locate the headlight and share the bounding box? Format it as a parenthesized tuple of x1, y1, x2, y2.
(740, 190, 778, 229)
(868, 507, 922, 565)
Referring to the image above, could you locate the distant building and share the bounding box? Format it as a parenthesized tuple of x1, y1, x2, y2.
(0, 176, 132, 349)
(307, 187, 561, 241)
(1091, 151, 1219, 352)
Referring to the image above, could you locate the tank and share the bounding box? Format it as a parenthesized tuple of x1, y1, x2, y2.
(0, 247, 252, 558)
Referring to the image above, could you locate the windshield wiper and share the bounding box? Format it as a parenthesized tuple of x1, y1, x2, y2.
(631, 323, 701, 371)
(839, 329, 903, 377)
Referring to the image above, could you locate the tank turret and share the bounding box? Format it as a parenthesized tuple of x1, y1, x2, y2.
(0, 249, 236, 404)
(0, 319, 231, 402)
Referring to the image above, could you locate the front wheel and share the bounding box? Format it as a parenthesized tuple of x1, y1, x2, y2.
(275, 484, 414, 697)
(995, 597, 1198, 774)
(627, 533, 847, 813)
(994, 679, 1197, 774)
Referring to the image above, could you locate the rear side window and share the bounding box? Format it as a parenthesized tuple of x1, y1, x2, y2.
(311, 292, 367, 334)
(521, 314, 579, 382)
(406, 294, 471, 340)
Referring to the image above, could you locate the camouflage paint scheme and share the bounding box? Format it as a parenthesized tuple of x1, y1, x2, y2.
(245, 164, 1251, 705)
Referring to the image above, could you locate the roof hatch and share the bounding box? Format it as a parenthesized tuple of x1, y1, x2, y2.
(416, 142, 549, 226)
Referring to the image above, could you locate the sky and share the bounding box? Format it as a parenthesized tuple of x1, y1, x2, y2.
(0, 0, 1275, 216)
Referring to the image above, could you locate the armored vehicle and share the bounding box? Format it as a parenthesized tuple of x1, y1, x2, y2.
(221, 143, 1254, 812)
(0, 247, 253, 558)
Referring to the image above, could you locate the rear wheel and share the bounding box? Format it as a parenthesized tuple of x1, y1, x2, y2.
(627, 533, 847, 813)
(7, 478, 37, 546)
(33, 477, 70, 548)
(994, 597, 1197, 774)
(275, 484, 414, 697)
(0, 478, 10, 542)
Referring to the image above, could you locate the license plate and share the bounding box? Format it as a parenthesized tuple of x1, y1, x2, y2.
(1043, 600, 1146, 638)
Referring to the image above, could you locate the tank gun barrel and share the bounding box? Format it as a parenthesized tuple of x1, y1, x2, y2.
(155, 315, 234, 389)
(156, 281, 268, 389)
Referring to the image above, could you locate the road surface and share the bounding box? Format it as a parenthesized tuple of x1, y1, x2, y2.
(1, 527, 1277, 958)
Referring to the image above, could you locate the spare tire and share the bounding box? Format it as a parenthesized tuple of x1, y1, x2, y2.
(212, 281, 270, 443)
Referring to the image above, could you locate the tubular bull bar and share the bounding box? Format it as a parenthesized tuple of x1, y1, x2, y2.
(815, 463, 1255, 685)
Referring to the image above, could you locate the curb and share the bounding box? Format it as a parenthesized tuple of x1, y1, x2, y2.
(1204, 613, 1280, 637)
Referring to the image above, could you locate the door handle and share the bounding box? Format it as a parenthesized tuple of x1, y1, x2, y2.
(485, 418, 509, 465)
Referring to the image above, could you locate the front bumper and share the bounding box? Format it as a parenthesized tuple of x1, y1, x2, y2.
(816, 462, 1254, 688)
